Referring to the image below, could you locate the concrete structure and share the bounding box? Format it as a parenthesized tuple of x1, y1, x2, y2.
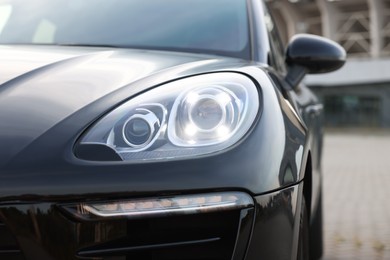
(267, 0, 390, 128)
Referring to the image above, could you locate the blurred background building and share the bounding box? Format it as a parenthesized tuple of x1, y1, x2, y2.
(267, 0, 390, 128)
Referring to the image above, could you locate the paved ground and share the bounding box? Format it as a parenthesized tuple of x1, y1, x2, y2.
(321, 130, 390, 260)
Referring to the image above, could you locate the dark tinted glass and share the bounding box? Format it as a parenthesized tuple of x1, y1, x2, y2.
(0, 0, 250, 58)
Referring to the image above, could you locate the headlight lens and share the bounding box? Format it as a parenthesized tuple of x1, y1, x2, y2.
(169, 85, 243, 146)
(77, 73, 259, 161)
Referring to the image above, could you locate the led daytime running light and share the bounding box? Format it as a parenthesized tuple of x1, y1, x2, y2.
(82, 192, 253, 218)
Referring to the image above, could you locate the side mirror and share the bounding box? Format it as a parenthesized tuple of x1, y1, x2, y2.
(285, 34, 346, 88)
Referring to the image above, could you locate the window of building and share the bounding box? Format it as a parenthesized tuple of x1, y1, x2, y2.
(324, 95, 381, 127)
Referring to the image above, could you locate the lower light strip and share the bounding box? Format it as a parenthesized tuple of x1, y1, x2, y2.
(81, 192, 253, 219)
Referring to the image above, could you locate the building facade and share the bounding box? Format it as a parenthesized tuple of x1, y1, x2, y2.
(268, 0, 390, 128)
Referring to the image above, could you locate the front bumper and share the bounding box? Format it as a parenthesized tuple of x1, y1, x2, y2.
(0, 183, 301, 260)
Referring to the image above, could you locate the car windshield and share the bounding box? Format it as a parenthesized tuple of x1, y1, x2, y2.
(0, 0, 250, 59)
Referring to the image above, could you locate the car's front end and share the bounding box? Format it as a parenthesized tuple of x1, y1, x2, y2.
(0, 44, 308, 260)
(0, 0, 348, 259)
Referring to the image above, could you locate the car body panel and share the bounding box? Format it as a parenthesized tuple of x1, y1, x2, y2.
(0, 60, 306, 199)
(0, 45, 251, 168)
(0, 0, 334, 259)
(0, 183, 301, 260)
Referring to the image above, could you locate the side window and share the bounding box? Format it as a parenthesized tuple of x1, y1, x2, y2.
(0, 4, 12, 35)
(263, 4, 287, 74)
(33, 19, 57, 43)
(0, 5, 56, 43)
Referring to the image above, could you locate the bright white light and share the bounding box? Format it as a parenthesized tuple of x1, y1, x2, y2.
(216, 92, 231, 106)
(185, 124, 198, 137)
(186, 92, 200, 105)
(217, 126, 230, 138)
(188, 140, 196, 145)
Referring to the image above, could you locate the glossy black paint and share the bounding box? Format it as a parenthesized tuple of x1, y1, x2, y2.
(0, 184, 300, 260)
(0, 45, 234, 166)
(286, 34, 347, 74)
(246, 184, 302, 260)
(0, 51, 310, 259)
(0, 1, 345, 259)
(0, 58, 307, 200)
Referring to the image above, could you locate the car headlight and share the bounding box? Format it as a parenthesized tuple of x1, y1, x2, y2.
(76, 73, 259, 162)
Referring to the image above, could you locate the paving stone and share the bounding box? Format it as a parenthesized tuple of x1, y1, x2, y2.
(321, 131, 390, 260)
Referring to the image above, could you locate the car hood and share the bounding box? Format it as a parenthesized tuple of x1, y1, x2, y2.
(0, 45, 252, 166)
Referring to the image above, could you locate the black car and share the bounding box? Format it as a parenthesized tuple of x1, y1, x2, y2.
(0, 0, 345, 259)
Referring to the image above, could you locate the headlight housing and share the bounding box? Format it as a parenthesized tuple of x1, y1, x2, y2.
(76, 73, 259, 162)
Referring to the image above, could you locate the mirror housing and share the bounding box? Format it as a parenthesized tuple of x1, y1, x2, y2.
(285, 34, 346, 88)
